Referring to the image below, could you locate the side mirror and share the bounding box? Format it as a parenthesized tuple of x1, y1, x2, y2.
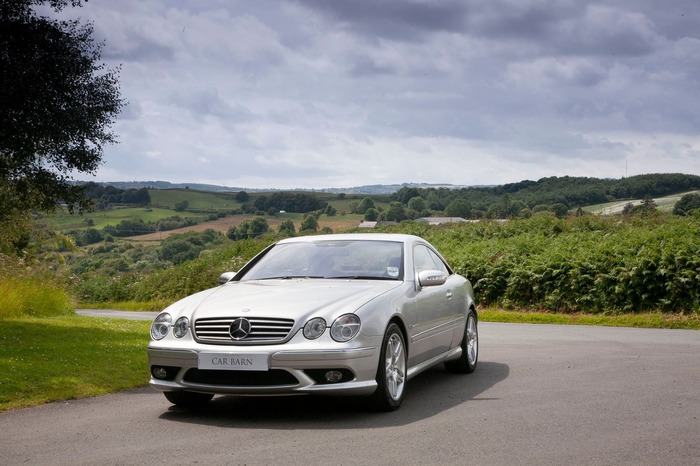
(218, 271, 236, 284)
(417, 270, 447, 287)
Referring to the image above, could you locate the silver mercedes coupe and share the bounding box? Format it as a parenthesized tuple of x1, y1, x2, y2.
(148, 233, 478, 411)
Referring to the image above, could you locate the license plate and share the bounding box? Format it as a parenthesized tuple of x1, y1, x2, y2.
(198, 352, 269, 371)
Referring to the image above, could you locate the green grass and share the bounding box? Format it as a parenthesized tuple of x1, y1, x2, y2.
(148, 189, 239, 211)
(45, 206, 209, 231)
(479, 307, 700, 329)
(0, 315, 151, 412)
(0, 277, 74, 319)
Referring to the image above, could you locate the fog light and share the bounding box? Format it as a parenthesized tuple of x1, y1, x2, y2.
(325, 370, 343, 383)
(152, 366, 168, 379)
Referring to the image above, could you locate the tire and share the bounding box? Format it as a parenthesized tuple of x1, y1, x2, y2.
(445, 310, 478, 374)
(163, 391, 214, 408)
(370, 323, 407, 411)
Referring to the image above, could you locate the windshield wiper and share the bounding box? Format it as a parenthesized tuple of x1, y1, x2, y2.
(259, 275, 325, 280)
(325, 275, 392, 280)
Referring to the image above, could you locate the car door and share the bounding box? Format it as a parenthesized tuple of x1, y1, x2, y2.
(406, 244, 458, 366)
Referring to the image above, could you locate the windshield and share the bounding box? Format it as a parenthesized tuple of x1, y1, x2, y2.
(240, 240, 404, 281)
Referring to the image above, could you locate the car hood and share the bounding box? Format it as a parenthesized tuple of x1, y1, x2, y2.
(169, 279, 403, 322)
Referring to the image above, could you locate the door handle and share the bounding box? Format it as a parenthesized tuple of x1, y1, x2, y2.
(446, 290, 453, 299)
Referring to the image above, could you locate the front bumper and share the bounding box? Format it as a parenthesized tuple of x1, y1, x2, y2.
(148, 343, 379, 397)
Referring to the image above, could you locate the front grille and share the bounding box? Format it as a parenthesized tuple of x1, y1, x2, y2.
(184, 368, 299, 386)
(194, 317, 295, 344)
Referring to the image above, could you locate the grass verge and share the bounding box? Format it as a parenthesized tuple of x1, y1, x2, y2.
(479, 307, 700, 329)
(78, 301, 170, 312)
(0, 315, 150, 412)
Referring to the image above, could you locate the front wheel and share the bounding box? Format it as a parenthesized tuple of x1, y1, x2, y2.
(163, 391, 214, 408)
(370, 323, 407, 411)
(445, 310, 478, 374)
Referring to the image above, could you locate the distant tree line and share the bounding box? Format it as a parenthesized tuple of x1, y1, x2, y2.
(247, 192, 327, 214)
(392, 174, 700, 219)
(81, 182, 150, 209)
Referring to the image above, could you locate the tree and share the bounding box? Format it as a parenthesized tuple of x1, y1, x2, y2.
(358, 197, 375, 214)
(364, 208, 379, 221)
(445, 199, 472, 218)
(1, 0, 124, 217)
(229, 216, 270, 240)
(407, 196, 426, 212)
(673, 193, 700, 216)
(549, 203, 570, 218)
(278, 219, 295, 237)
(385, 202, 407, 222)
(174, 200, 189, 212)
(624, 196, 657, 217)
(300, 214, 319, 232)
(324, 204, 337, 216)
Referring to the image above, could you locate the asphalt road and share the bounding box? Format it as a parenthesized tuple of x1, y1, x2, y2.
(1, 323, 698, 465)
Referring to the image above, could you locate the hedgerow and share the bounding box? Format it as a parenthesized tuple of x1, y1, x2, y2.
(424, 213, 700, 313)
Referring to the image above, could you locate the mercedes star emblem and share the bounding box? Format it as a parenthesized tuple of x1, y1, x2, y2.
(229, 317, 252, 340)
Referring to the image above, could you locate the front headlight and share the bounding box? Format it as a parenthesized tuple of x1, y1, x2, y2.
(330, 314, 361, 342)
(303, 317, 327, 339)
(173, 316, 189, 338)
(150, 313, 172, 340)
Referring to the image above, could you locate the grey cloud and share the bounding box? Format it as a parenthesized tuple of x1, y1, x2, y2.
(291, 0, 469, 41)
(170, 89, 255, 123)
(101, 39, 175, 62)
(349, 56, 400, 77)
(553, 5, 659, 56)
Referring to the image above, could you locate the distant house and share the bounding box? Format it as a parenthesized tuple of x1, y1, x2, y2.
(358, 221, 398, 229)
(415, 217, 468, 225)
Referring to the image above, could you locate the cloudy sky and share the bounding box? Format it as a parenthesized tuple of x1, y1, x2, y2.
(46, 0, 700, 189)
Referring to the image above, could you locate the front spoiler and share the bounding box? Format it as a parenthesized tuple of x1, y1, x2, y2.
(148, 346, 379, 396)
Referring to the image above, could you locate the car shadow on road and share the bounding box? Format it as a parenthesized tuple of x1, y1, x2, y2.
(158, 361, 509, 428)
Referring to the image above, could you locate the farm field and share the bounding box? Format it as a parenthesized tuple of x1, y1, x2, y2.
(582, 190, 699, 214)
(45, 207, 209, 232)
(126, 213, 365, 241)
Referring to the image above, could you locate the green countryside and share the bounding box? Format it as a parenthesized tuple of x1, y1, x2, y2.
(2, 173, 700, 412)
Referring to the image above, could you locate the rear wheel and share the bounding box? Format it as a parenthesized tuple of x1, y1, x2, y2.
(445, 310, 478, 374)
(163, 391, 214, 408)
(370, 323, 407, 411)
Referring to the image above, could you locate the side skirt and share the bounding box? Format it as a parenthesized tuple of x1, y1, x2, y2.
(406, 346, 462, 381)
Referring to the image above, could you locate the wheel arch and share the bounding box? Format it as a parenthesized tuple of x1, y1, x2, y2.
(387, 315, 409, 354)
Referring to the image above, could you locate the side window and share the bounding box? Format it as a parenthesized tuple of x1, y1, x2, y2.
(427, 249, 450, 275)
(413, 245, 434, 274)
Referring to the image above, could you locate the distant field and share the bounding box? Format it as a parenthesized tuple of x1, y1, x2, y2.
(44, 189, 387, 235)
(582, 190, 698, 215)
(127, 213, 365, 241)
(44, 207, 208, 231)
(148, 189, 239, 211)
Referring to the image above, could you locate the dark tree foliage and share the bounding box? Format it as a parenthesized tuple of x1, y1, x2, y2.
(393, 174, 700, 218)
(262, 192, 327, 213)
(81, 182, 150, 208)
(672, 193, 700, 216)
(0, 0, 124, 217)
(234, 191, 249, 202)
(228, 216, 270, 240)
